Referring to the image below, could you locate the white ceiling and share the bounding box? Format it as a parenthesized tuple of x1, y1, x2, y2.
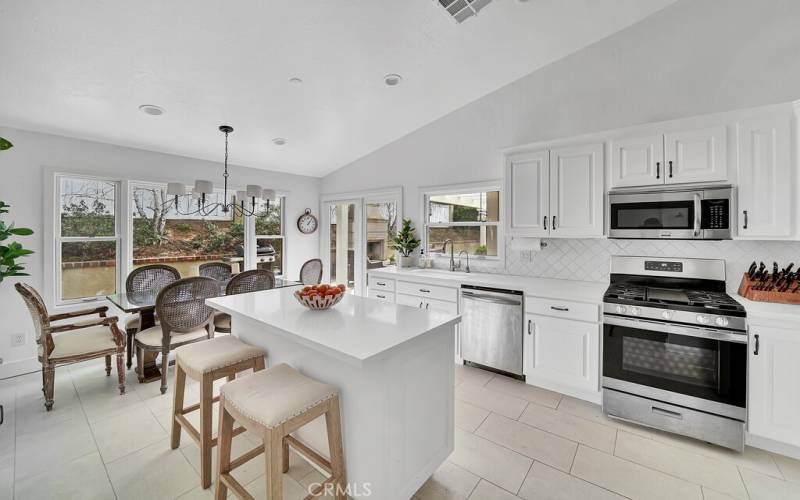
(0, 0, 676, 177)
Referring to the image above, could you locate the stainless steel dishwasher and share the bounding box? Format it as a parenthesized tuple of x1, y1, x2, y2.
(460, 285, 524, 377)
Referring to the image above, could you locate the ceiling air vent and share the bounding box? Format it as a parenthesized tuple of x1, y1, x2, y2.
(436, 0, 493, 23)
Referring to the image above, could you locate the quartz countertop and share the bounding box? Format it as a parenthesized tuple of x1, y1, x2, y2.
(207, 287, 460, 366)
(369, 267, 608, 304)
(732, 294, 800, 328)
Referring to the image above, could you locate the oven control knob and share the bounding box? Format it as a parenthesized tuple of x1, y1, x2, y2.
(696, 314, 709, 325)
(661, 310, 673, 320)
(630, 307, 641, 316)
(715, 317, 729, 327)
(615, 305, 627, 314)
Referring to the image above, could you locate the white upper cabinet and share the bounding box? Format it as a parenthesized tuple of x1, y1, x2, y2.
(664, 125, 727, 184)
(610, 135, 664, 188)
(549, 143, 605, 237)
(737, 115, 794, 239)
(505, 149, 550, 237)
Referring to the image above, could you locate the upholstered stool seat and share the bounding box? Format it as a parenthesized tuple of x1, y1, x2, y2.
(171, 336, 265, 490)
(175, 336, 263, 380)
(215, 364, 346, 500)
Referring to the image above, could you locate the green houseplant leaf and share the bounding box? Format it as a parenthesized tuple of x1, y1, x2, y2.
(0, 137, 34, 282)
(0, 137, 12, 151)
(391, 218, 420, 257)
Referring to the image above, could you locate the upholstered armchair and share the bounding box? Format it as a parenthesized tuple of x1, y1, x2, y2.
(15, 283, 126, 411)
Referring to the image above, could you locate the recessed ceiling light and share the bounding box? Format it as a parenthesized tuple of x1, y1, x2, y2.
(383, 74, 403, 87)
(272, 138, 287, 146)
(289, 77, 303, 85)
(139, 104, 165, 116)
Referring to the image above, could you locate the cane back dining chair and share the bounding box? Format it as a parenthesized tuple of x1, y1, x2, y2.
(124, 264, 180, 368)
(214, 269, 276, 334)
(134, 276, 219, 394)
(299, 258, 323, 286)
(15, 283, 126, 411)
(199, 262, 232, 282)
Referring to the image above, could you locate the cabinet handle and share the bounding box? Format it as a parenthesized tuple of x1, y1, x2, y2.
(742, 210, 748, 230)
(425, 303, 430, 310)
(552, 216, 557, 230)
(754, 334, 760, 355)
(419, 288, 431, 293)
(376, 281, 386, 286)
(656, 161, 660, 179)
(550, 306, 569, 312)
(527, 319, 532, 335)
(669, 160, 673, 178)
(651, 406, 683, 420)
(418, 301, 423, 309)
(376, 294, 386, 299)
(543, 216, 547, 230)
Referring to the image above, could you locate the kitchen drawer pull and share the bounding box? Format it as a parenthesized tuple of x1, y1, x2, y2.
(668, 160, 673, 178)
(656, 161, 660, 179)
(418, 301, 424, 309)
(652, 406, 682, 420)
(376, 281, 386, 286)
(425, 302, 430, 310)
(419, 288, 431, 293)
(543, 216, 547, 230)
(550, 306, 569, 312)
(376, 294, 386, 299)
(552, 216, 557, 230)
(754, 334, 760, 355)
(527, 319, 532, 335)
(742, 210, 748, 230)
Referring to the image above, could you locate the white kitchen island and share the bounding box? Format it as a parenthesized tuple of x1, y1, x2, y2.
(207, 287, 460, 500)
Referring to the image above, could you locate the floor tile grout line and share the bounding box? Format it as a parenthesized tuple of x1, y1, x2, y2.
(516, 459, 535, 497)
(736, 463, 754, 500)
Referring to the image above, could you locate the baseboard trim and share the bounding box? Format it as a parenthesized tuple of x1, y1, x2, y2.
(747, 432, 800, 460)
(525, 376, 602, 405)
(0, 356, 39, 379)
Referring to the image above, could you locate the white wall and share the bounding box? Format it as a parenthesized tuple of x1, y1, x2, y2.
(322, 0, 800, 220)
(0, 126, 320, 375)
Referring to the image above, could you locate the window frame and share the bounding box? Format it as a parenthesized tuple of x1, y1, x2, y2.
(54, 174, 122, 305)
(420, 180, 504, 264)
(253, 194, 287, 277)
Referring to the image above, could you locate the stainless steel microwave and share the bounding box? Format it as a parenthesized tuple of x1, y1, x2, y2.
(608, 186, 734, 240)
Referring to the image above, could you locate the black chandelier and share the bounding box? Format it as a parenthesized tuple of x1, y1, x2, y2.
(165, 125, 274, 217)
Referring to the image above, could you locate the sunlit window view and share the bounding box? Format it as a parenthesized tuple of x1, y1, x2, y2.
(426, 190, 500, 257)
(255, 197, 284, 276)
(132, 184, 244, 277)
(58, 177, 119, 301)
(328, 203, 356, 289)
(366, 201, 398, 269)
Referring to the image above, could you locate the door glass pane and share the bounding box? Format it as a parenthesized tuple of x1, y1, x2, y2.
(255, 198, 283, 275)
(365, 201, 397, 269)
(329, 203, 356, 289)
(61, 241, 117, 299)
(132, 185, 243, 277)
(60, 178, 116, 237)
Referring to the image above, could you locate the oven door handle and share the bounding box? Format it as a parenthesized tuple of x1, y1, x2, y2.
(693, 193, 702, 237)
(603, 315, 748, 344)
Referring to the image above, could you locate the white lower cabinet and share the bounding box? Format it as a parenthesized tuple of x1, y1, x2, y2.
(524, 312, 600, 399)
(748, 324, 800, 447)
(368, 289, 394, 302)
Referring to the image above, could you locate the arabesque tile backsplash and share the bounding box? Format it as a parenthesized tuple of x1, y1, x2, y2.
(431, 238, 800, 292)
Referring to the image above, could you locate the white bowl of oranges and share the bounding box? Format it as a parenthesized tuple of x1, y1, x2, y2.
(293, 283, 347, 310)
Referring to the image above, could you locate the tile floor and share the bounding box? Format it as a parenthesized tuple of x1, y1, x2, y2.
(1, 359, 799, 500)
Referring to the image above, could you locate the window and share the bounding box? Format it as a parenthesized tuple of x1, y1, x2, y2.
(56, 176, 119, 302)
(365, 201, 398, 268)
(255, 197, 285, 276)
(424, 186, 501, 258)
(131, 183, 245, 276)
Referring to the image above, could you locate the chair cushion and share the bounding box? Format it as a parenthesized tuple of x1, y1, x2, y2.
(214, 313, 231, 331)
(50, 325, 118, 360)
(220, 363, 337, 429)
(135, 326, 208, 348)
(175, 336, 264, 380)
(125, 315, 159, 332)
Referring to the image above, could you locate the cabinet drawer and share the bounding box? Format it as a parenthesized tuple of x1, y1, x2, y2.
(397, 280, 458, 302)
(368, 289, 395, 303)
(397, 293, 425, 309)
(525, 296, 599, 323)
(368, 275, 395, 292)
(424, 297, 458, 315)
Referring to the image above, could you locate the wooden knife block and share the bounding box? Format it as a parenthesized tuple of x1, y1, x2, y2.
(737, 273, 800, 305)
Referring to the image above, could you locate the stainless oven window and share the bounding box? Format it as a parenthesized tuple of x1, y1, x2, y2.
(622, 336, 717, 388)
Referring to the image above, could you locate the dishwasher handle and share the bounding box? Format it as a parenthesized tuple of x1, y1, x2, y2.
(461, 291, 522, 306)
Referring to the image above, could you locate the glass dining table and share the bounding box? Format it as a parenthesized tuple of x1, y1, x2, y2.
(106, 277, 301, 383)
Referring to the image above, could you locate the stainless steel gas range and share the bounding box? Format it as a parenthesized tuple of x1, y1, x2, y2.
(602, 256, 747, 451)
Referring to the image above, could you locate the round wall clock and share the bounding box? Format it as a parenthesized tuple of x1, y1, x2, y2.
(297, 208, 318, 234)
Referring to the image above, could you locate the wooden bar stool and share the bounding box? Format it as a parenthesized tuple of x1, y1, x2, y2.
(215, 363, 346, 500)
(171, 336, 266, 489)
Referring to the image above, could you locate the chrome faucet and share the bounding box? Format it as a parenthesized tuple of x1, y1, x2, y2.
(457, 250, 470, 273)
(442, 239, 456, 272)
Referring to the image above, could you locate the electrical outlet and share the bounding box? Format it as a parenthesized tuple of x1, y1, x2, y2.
(11, 333, 25, 347)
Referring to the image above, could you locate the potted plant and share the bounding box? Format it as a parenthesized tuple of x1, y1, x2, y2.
(475, 245, 488, 259)
(391, 218, 420, 269)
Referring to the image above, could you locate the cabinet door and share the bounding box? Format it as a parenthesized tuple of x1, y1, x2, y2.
(664, 126, 727, 184)
(609, 135, 665, 188)
(396, 293, 423, 309)
(525, 314, 599, 393)
(549, 143, 604, 237)
(505, 149, 550, 236)
(749, 325, 800, 447)
(737, 116, 793, 239)
(423, 297, 458, 315)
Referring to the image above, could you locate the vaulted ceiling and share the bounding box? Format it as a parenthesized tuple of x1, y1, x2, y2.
(0, 0, 676, 176)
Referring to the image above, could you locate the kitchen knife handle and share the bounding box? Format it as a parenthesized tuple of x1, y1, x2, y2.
(543, 216, 547, 230)
(656, 162, 660, 179)
(668, 160, 673, 178)
(743, 210, 748, 230)
(754, 334, 760, 355)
